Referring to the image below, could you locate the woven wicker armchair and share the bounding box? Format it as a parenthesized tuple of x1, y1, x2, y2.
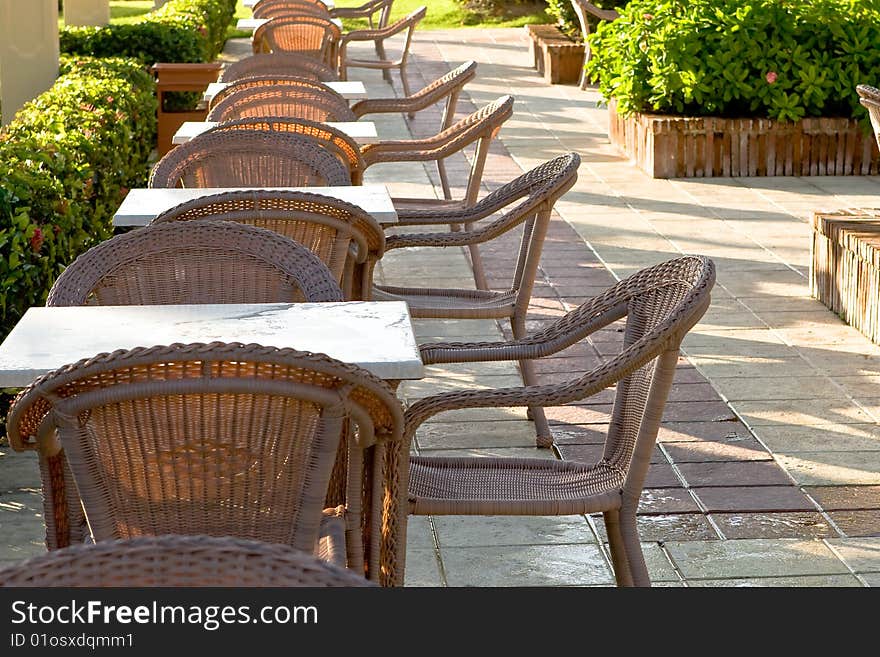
(373, 153, 579, 447)
(352, 59, 476, 128)
(206, 82, 357, 123)
(570, 0, 620, 89)
(331, 0, 395, 76)
(252, 15, 342, 67)
(208, 74, 341, 110)
(219, 53, 339, 83)
(15, 221, 342, 554)
(0, 535, 376, 587)
(197, 116, 366, 185)
(362, 94, 514, 289)
(857, 84, 880, 151)
(253, 0, 331, 19)
(339, 6, 426, 97)
(403, 256, 715, 587)
(7, 341, 404, 576)
(152, 190, 384, 301)
(149, 129, 353, 187)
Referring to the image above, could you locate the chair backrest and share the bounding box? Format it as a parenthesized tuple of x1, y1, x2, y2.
(218, 53, 339, 83)
(252, 15, 341, 65)
(199, 116, 365, 185)
(361, 94, 515, 204)
(151, 190, 385, 299)
(570, 0, 621, 40)
(341, 6, 425, 65)
(206, 83, 357, 123)
(46, 220, 345, 307)
(352, 60, 478, 133)
(857, 84, 880, 151)
(208, 74, 338, 110)
(0, 535, 377, 586)
(149, 129, 353, 187)
(6, 342, 404, 553)
(254, 0, 331, 19)
(331, 0, 394, 30)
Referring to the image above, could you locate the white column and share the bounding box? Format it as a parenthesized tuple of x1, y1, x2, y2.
(63, 0, 110, 27)
(0, 0, 60, 126)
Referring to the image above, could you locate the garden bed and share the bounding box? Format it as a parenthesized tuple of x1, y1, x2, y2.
(526, 24, 583, 85)
(608, 99, 880, 178)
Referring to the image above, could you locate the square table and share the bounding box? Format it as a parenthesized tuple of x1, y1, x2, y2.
(203, 80, 368, 103)
(172, 121, 378, 145)
(238, 17, 342, 30)
(0, 301, 421, 586)
(113, 185, 398, 227)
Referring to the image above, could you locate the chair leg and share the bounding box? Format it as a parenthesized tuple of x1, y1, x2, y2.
(603, 509, 634, 586)
(619, 508, 651, 587)
(511, 316, 553, 448)
(467, 242, 488, 291)
(376, 41, 391, 82)
(399, 65, 412, 114)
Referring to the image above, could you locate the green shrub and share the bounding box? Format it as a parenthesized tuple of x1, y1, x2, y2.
(60, 0, 236, 63)
(0, 57, 157, 339)
(586, 0, 880, 124)
(545, 0, 628, 40)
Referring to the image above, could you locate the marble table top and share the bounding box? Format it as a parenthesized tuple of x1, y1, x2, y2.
(0, 302, 423, 386)
(172, 121, 378, 145)
(113, 185, 398, 227)
(203, 80, 368, 103)
(238, 17, 342, 31)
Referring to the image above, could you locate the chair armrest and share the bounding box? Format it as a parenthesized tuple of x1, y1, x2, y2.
(340, 20, 407, 44)
(352, 95, 430, 118)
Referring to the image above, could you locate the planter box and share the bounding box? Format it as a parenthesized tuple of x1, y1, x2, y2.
(526, 24, 584, 85)
(608, 99, 880, 178)
(811, 208, 880, 344)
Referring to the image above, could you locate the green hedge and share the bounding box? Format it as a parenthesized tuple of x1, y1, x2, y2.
(586, 0, 880, 124)
(0, 57, 157, 339)
(60, 0, 236, 63)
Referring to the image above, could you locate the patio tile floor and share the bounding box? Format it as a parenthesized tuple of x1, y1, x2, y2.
(2, 28, 880, 586)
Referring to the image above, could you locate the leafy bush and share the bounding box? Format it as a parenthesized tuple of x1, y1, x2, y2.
(545, 0, 628, 39)
(60, 0, 236, 63)
(586, 0, 880, 124)
(0, 57, 157, 340)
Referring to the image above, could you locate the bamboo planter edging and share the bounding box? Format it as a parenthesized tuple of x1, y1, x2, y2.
(811, 208, 880, 344)
(608, 99, 880, 178)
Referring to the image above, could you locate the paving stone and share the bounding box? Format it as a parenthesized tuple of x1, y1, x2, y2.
(404, 547, 444, 587)
(712, 512, 838, 539)
(432, 515, 596, 548)
(665, 538, 849, 579)
(657, 420, 753, 443)
(693, 486, 815, 512)
(593, 513, 719, 542)
(415, 420, 538, 450)
(558, 443, 666, 465)
(0, 489, 46, 562)
(639, 488, 701, 514)
(688, 574, 862, 587)
(774, 452, 880, 485)
(662, 437, 770, 462)
(756, 424, 880, 453)
(804, 485, 880, 510)
(677, 461, 793, 487)
(826, 510, 880, 537)
(0, 450, 41, 492)
(826, 537, 880, 573)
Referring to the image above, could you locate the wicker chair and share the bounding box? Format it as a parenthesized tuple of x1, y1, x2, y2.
(403, 256, 716, 587)
(253, 0, 331, 20)
(252, 15, 342, 68)
(206, 82, 357, 123)
(196, 116, 366, 185)
(219, 53, 340, 83)
(149, 129, 353, 187)
(13, 221, 343, 555)
(373, 153, 579, 447)
(0, 535, 376, 587)
(857, 84, 880, 151)
(339, 6, 426, 97)
(330, 0, 395, 73)
(353, 59, 476, 130)
(362, 94, 514, 290)
(6, 341, 404, 576)
(570, 0, 620, 89)
(208, 74, 339, 110)
(152, 190, 384, 301)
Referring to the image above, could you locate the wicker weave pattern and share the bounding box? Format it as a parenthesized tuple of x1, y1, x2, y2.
(252, 15, 342, 66)
(7, 342, 404, 558)
(207, 83, 357, 123)
(198, 117, 365, 185)
(208, 75, 340, 110)
(401, 256, 715, 586)
(857, 85, 880, 151)
(0, 534, 375, 587)
(149, 129, 353, 188)
(219, 53, 339, 83)
(151, 190, 384, 300)
(46, 220, 344, 307)
(253, 0, 331, 19)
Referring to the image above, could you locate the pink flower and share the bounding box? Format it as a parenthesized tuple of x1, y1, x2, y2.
(643, 13, 654, 20)
(765, 71, 778, 84)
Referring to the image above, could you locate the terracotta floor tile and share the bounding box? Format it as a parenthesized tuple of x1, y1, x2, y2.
(693, 486, 816, 512)
(804, 485, 880, 510)
(677, 461, 793, 487)
(663, 437, 770, 462)
(639, 488, 701, 514)
(827, 510, 880, 537)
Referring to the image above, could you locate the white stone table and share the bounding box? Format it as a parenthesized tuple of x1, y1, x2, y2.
(0, 302, 423, 386)
(237, 17, 341, 31)
(203, 81, 368, 103)
(243, 0, 334, 7)
(113, 185, 398, 227)
(172, 121, 378, 145)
